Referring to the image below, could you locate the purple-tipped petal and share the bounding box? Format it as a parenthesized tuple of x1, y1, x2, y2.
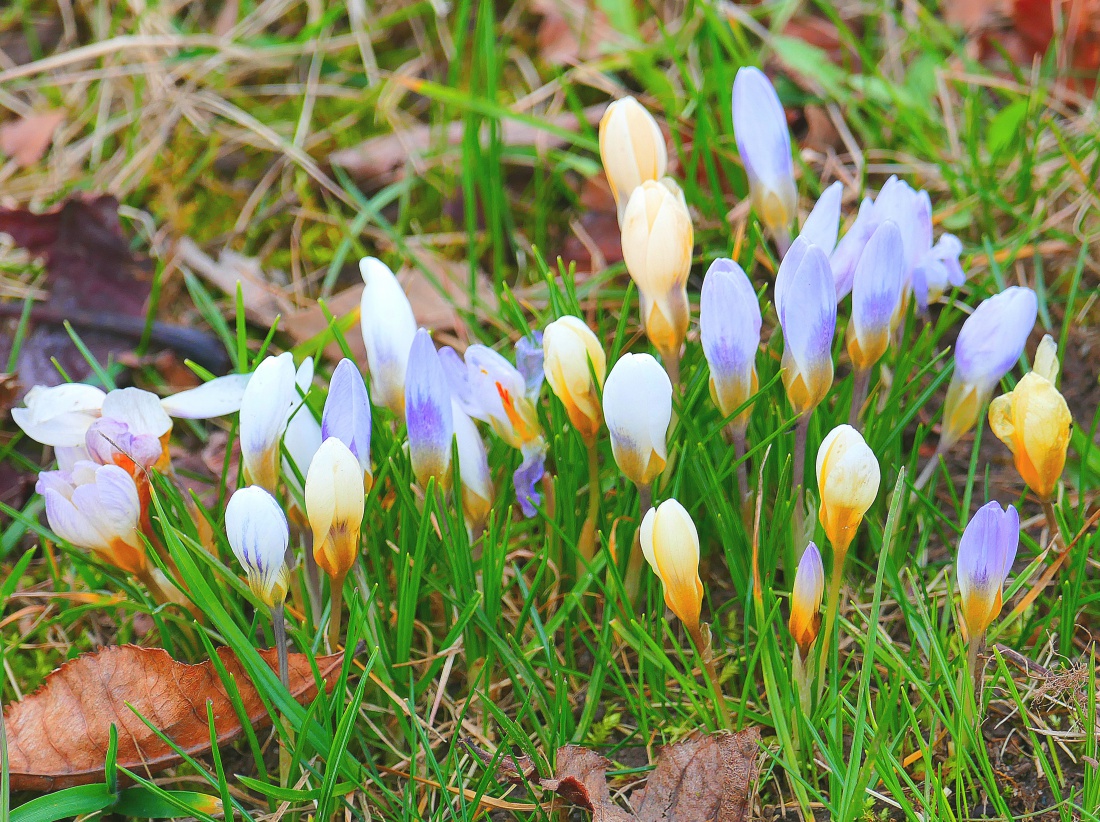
(851, 220, 906, 344)
(513, 444, 547, 518)
(700, 259, 761, 417)
(778, 244, 837, 378)
(515, 332, 545, 399)
(405, 330, 454, 487)
(774, 236, 811, 319)
(733, 67, 796, 230)
(954, 287, 1038, 392)
(85, 417, 163, 470)
(957, 501, 1019, 620)
(322, 358, 372, 474)
(798, 181, 843, 254)
(830, 197, 876, 300)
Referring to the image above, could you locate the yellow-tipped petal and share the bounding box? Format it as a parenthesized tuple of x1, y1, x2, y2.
(816, 425, 880, 553)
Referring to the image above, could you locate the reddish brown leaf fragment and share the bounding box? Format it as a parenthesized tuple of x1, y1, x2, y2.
(3, 644, 344, 792)
(463, 737, 540, 784)
(544, 746, 632, 821)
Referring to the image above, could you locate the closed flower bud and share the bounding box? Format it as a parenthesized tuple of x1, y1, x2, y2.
(699, 258, 760, 431)
(797, 181, 843, 254)
(941, 287, 1037, 447)
(732, 67, 797, 234)
(225, 486, 290, 608)
(816, 425, 880, 554)
(543, 316, 606, 444)
(602, 353, 672, 487)
(847, 220, 906, 371)
(240, 353, 313, 493)
(322, 358, 373, 491)
(621, 179, 694, 364)
(360, 256, 417, 416)
(305, 438, 365, 583)
(776, 240, 837, 415)
(453, 401, 493, 532)
(405, 329, 454, 491)
(37, 461, 146, 576)
(640, 499, 704, 633)
(957, 501, 1019, 639)
(599, 96, 667, 223)
(788, 543, 824, 658)
(988, 335, 1071, 500)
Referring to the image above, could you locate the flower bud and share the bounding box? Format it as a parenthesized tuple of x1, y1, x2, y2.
(322, 358, 373, 491)
(847, 220, 906, 371)
(788, 543, 824, 658)
(305, 438, 365, 583)
(225, 486, 290, 608)
(957, 501, 1019, 639)
(543, 316, 606, 444)
(453, 401, 493, 532)
(941, 287, 1037, 447)
(640, 499, 704, 633)
(599, 96, 667, 223)
(816, 425, 880, 554)
(405, 329, 454, 491)
(620, 179, 694, 364)
(988, 335, 1071, 500)
(775, 240, 836, 415)
(37, 461, 146, 576)
(239, 353, 313, 493)
(360, 256, 417, 416)
(602, 353, 672, 487)
(732, 66, 797, 234)
(699, 258, 760, 431)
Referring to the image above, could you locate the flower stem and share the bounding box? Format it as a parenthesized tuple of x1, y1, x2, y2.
(848, 367, 870, 430)
(327, 573, 346, 652)
(577, 441, 600, 565)
(774, 226, 792, 257)
(731, 426, 752, 527)
(913, 440, 946, 493)
(815, 548, 846, 699)
(625, 483, 652, 602)
(1041, 498, 1062, 554)
(965, 631, 987, 722)
(790, 413, 811, 574)
(688, 622, 733, 730)
(272, 603, 290, 690)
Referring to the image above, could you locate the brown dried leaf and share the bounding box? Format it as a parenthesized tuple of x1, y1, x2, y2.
(531, 0, 621, 65)
(0, 110, 66, 167)
(175, 237, 293, 328)
(3, 644, 344, 792)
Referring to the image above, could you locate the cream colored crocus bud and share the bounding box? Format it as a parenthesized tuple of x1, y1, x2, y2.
(988, 335, 1072, 500)
(599, 96, 667, 224)
(816, 425, 880, 555)
(789, 542, 824, 659)
(640, 499, 704, 634)
(543, 316, 606, 445)
(621, 179, 694, 365)
(305, 438, 365, 585)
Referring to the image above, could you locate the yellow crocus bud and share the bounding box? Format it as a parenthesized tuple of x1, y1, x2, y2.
(639, 499, 704, 634)
(621, 179, 694, 366)
(988, 335, 1072, 500)
(816, 425, 880, 555)
(599, 96, 667, 224)
(543, 316, 607, 444)
(305, 438, 365, 583)
(788, 542, 824, 659)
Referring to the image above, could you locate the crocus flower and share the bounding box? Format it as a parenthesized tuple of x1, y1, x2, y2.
(775, 240, 837, 416)
(599, 96, 667, 223)
(282, 403, 322, 507)
(957, 501, 1019, 639)
(360, 256, 417, 416)
(911, 234, 965, 311)
(988, 335, 1072, 500)
(37, 461, 146, 576)
(322, 358, 372, 490)
(405, 329, 454, 491)
(85, 387, 173, 474)
(458, 340, 547, 516)
(620, 179, 694, 366)
(732, 66, 797, 236)
(640, 499, 704, 633)
(602, 353, 673, 487)
(797, 181, 843, 254)
(453, 400, 493, 532)
(239, 353, 314, 493)
(830, 197, 877, 300)
(11, 384, 107, 447)
(941, 286, 1038, 448)
(847, 220, 906, 371)
(816, 424, 880, 554)
(699, 258, 760, 432)
(788, 542, 824, 658)
(225, 486, 290, 608)
(305, 438, 365, 585)
(542, 316, 606, 444)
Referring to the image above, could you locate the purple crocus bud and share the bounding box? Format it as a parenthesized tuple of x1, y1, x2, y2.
(830, 197, 876, 300)
(847, 220, 906, 371)
(85, 417, 164, 473)
(322, 358, 372, 486)
(776, 241, 837, 416)
(941, 286, 1038, 447)
(732, 66, 796, 236)
(515, 332, 545, 398)
(871, 177, 931, 276)
(514, 443, 547, 518)
(405, 329, 454, 491)
(797, 181, 843, 254)
(699, 258, 761, 432)
(957, 501, 1019, 639)
(912, 234, 966, 310)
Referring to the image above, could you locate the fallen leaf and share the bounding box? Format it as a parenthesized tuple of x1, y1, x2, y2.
(3, 644, 344, 792)
(469, 727, 761, 821)
(531, 0, 621, 65)
(0, 371, 20, 414)
(175, 237, 293, 329)
(0, 110, 66, 167)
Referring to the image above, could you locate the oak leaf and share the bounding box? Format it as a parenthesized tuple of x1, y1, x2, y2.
(3, 644, 344, 792)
